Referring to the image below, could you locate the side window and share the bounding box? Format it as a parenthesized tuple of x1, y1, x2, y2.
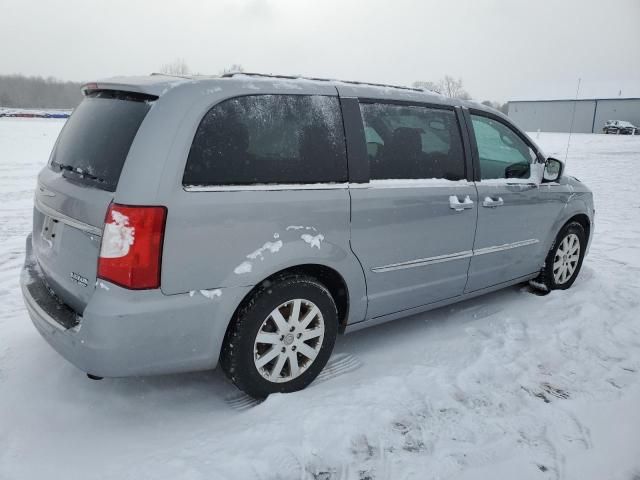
(183, 95, 347, 186)
(359, 103, 465, 181)
(470, 114, 537, 180)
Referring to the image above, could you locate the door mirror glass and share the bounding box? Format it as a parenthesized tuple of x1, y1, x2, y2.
(543, 157, 563, 182)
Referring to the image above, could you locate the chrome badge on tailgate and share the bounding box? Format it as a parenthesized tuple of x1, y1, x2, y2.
(38, 185, 57, 197)
(70, 272, 89, 287)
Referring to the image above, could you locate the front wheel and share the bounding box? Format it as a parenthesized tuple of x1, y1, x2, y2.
(220, 274, 338, 398)
(531, 221, 587, 293)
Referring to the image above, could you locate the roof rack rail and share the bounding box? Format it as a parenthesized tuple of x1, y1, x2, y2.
(220, 72, 424, 92)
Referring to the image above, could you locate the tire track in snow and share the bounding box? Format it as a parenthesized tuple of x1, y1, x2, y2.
(313, 353, 362, 385)
(225, 353, 363, 411)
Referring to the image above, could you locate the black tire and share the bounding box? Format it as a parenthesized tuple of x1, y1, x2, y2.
(220, 274, 338, 398)
(531, 221, 587, 293)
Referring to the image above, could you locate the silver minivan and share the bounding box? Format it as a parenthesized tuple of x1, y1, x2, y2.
(21, 73, 594, 398)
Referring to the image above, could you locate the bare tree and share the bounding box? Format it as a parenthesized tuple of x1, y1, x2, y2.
(413, 76, 471, 99)
(439, 76, 470, 99)
(159, 58, 190, 76)
(219, 64, 245, 75)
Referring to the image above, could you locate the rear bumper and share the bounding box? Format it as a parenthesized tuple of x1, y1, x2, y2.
(21, 235, 252, 377)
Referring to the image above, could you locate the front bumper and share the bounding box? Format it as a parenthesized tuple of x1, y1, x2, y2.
(21, 235, 252, 377)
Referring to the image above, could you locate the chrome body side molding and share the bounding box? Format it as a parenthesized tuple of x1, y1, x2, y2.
(473, 238, 539, 256)
(372, 239, 539, 273)
(372, 251, 473, 273)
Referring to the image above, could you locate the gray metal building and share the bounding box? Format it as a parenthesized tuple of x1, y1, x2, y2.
(507, 98, 640, 133)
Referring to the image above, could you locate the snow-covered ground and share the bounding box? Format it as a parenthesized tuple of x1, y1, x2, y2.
(1, 119, 639, 480)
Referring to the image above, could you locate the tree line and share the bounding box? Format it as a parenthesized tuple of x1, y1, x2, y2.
(0, 74, 84, 109)
(0, 65, 508, 115)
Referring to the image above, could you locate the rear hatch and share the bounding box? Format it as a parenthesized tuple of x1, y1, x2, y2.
(32, 90, 154, 313)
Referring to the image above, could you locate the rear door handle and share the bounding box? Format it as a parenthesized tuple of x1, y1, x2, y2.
(449, 195, 474, 211)
(482, 196, 504, 208)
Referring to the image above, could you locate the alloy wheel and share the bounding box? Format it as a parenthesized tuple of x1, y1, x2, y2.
(553, 233, 580, 285)
(253, 299, 325, 383)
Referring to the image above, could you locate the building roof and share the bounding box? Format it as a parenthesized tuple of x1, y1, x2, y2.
(508, 97, 640, 104)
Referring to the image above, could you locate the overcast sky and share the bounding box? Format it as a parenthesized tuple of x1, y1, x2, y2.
(1, 0, 638, 102)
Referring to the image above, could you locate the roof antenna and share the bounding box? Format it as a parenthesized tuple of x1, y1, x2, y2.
(564, 77, 581, 164)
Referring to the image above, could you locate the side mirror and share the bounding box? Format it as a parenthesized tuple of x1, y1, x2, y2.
(543, 157, 563, 182)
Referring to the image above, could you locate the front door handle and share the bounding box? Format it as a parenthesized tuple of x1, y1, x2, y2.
(449, 195, 474, 211)
(482, 196, 504, 208)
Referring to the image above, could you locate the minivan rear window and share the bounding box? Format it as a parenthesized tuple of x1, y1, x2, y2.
(50, 91, 153, 191)
(183, 95, 347, 186)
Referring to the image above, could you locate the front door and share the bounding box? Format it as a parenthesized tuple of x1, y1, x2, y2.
(464, 110, 566, 292)
(348, 100, 478, 319)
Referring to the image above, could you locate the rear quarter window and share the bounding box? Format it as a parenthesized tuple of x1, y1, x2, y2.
(50, 91, 152, 191)
(183, 95, 348, 186)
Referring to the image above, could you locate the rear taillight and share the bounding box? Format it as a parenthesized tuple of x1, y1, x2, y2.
(98, 203, 167, 289)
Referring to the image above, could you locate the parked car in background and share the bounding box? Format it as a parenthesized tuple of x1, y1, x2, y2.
(603, 120, 638, 135)
(21, 73, 594, 398)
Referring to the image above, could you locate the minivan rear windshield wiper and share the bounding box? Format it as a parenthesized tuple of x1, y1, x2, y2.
(52, 161, 108, 185)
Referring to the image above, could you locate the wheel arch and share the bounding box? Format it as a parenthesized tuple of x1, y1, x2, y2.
(224, 264, 352, 346)
(566, 213, 591, 243)
(543, 195, 593, 255)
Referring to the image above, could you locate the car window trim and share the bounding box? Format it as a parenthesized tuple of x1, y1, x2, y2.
(182, 93, 349, 187)
(467, 108, 545, 161)
(183, 180, 474, 193)
(463, 107, 544, 183)
(339, 97, 369, 183)
(455, 106, 475, 182)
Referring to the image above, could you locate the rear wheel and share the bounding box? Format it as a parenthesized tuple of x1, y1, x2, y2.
(221, 274, 338, 398)
(530, 221, 586, 293)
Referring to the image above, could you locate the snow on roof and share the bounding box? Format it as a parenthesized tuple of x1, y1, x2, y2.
(91, 71, 441, 97)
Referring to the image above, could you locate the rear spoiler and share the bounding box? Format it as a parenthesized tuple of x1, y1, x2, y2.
(81, 75, 189, 98)
(81, 86, 159, 102)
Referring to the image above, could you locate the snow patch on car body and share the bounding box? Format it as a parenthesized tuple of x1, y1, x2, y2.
(233, 228, 326, 274)
(301, 233, 325, 249)
(246, 241, 283, 260)
(234, 261, 253, 275)
(200, 289, 222, 299)
(188, 289, 222, 298)
(100, 210, 135, 258)
(286, 225, 317, 232)
(234, 238, 285, 274)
